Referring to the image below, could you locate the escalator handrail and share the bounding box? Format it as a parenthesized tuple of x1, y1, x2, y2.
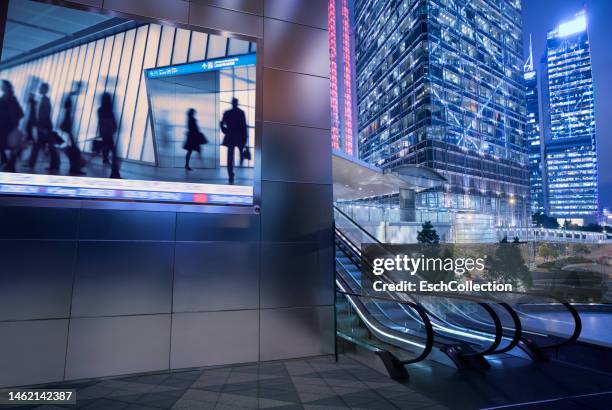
(336, 257, 480, 352)
(491, 302, 523, 354)
(336, 232, 506, 356)
(334, 205, 385, 246)
(336, 287, 435, 364)
(335, 206, 579, 350)
(499, 290, 582, 350)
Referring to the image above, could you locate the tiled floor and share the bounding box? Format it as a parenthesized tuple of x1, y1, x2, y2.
(11, 356, 447, 409)
(8, 355, 612, 409)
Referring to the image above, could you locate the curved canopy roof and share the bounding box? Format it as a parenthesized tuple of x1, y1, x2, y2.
(332, 151, 446, 201)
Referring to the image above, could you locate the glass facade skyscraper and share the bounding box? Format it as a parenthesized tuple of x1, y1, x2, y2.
(542, 10, 598, 223)
(354, 0, 529, 229)
(524, 36, 544, 213)
(329, 0, 358, 156)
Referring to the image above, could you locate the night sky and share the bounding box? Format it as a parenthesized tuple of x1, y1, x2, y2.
(522, 0, 612, 212)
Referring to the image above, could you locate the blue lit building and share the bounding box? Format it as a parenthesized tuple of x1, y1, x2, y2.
(354, 0, 529, 234)
(542, 10, 599, 223)
(524, 36, 544, 214)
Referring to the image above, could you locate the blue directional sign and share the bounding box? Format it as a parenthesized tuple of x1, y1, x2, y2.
(146, 53, 256, 78)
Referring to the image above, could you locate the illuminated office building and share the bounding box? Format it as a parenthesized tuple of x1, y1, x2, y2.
(329, 0, 357, 156)
(524, 36, 544, 213)
(542, 10, 598, 223)
(354, 0, 529, 230)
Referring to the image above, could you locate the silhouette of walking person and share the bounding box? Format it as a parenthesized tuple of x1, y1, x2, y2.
(98, 92, 120, 178)
(60, 81, 85, 175)
(28, 82, 59, 171)
(220, 98, 247, 184)
(25, 92, 37, 143)
(183, 108, 207, 171)
(0, 80, 24, 172)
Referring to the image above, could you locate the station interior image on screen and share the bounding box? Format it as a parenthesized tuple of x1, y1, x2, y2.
(0, 0, 256, 204)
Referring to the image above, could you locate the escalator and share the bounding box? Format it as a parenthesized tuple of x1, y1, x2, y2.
(334, 205, 583, 375)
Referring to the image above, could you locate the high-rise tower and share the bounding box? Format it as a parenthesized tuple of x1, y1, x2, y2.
(524, 35, 544, 213)
(354, 0, 529, 230)
(542, 10, 598, 223)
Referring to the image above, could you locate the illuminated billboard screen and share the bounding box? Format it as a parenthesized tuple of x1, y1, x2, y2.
(0, 0, 256, 205)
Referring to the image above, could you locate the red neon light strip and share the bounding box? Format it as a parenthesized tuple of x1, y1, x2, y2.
(341, 0, 353, 155)
(328, 0, 340, 150)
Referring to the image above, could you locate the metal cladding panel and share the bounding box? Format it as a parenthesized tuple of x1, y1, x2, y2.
(259, 306, 334, 361)
(189, 2, 263, 38)
(0, 320, 69, 388)
(0, 241, 75, 321)
(263, 18, 329, 78)
(65, 315, 171, 380)
(173, 242, 259, 312)
(261, 242, 333, 308)
(261, 122, 332, 185)
(71, 242, 174, 317)
(103, 0, 189, 23)
(262, 68, 331, 129)
(263, 0, 328, 29)
(170, 310, 259, 369)
(79, 209, 176, 240)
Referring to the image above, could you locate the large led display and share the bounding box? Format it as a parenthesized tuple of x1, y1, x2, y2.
(0, 0, 257, 205)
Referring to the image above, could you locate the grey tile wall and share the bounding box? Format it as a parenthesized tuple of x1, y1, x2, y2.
(260, 306, 334, 361)
(0, 0, 333, 387)
(0, 241, 76, 321)
(261, 122, 332, 184)
(175, 211, 259, 242)
(261, 242, 333, 308)
(0, 206, 78, 239)
(263, 18, 329, 77)
(189, 2, 263, 37)
(65, 0, 103, 8)
(193, 0, 264, 16)
(263, 0, 328, 29)
(171, 310, 259, 368)
(0, 320, 69, 387)
(259, 0, 334, 362)
(65, 315, 172, 380)
(103, 0, 190, 23)
(173, 242, 259, 312)
(262, 69, 331, 128)
(71, 242, 174, 317)
(78, 209, 176, 241)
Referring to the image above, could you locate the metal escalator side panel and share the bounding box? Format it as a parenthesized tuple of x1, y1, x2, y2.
(335, 277, 434, 364)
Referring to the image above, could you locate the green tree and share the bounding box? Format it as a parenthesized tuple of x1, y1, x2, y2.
(538, 243, 559, 261)
(532, 212, 560, 229)
(417, 221, 440, 244)
(488, 242, 532, 288)
(580, 223, 603, 233)
(571, 244, 591, 254)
